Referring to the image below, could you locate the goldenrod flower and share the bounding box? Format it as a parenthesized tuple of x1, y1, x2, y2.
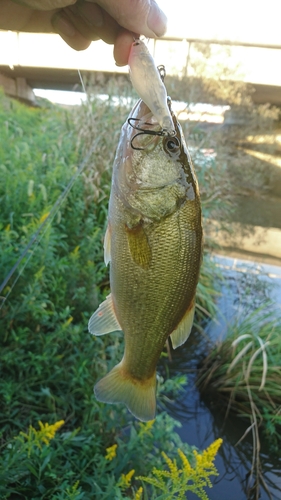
(63, 316, 73, 328)
(17, 420, 65, 456)
(66, 480, 80, 495)
(178, 448, 193, 475)
(161, 451, 179, 481)
(138, 438, 223, 500)
(134, 486, 143, 499)
(193, 438, 223, 472)
(39, 212, 50, 224)
(118, 469, 135, 489)
(105, 443, 117, 461)
(138, 419, 155, 437)
(71, 245, 80, 258)
(202, 438, 223, 465)
(37, 420, 65, 445)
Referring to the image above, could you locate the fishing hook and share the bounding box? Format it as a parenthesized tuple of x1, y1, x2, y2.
(128, 117, 176, 151)
(128, 117, 168, 150)
(157, 65, 166, 82)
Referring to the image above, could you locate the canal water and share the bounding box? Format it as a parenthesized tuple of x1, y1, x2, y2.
(165, 254, 281, 500)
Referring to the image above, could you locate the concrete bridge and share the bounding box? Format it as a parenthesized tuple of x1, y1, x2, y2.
(0, 30, 281, 105)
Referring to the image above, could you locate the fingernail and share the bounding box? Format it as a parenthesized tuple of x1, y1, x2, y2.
(53, 13, 76, 37)
(78, 2, 104, 27)
(147, 2, 167, 37)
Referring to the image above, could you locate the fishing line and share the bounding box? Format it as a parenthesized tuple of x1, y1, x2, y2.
(78, 69, 87, 96)
(78, 68, 94, 114)
(0, 137, 100, 308)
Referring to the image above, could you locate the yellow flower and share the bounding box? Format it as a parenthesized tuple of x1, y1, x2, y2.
(138, 419, 155, 437)
(37, 420, 65, 445)
(138, 438, 223, 500)
(118, 469, 135, 489)
(39, 212, 50, 224)
(70, 245, 80, 260)
(193, 438, 223, 470)
(66, 480, 80, 495)
(105, 443, 117, 461)
(18, 420, 65, 456)
(134, 486, 143, 500)
(161, 451, 179, 481)
(177, 448, 193, 475)
(63, 316, 73, 329)
(203, 438, 223, 464)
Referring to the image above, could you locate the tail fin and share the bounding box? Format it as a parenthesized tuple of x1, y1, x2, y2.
(94, 361, 156, 422)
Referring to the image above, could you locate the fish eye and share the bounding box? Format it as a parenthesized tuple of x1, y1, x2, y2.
(163, 136, 180, 154)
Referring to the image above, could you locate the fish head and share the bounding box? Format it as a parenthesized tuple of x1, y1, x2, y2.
(111, 98, 198, 221)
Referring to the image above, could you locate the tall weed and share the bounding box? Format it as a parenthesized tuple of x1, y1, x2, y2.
(0, 88, 222, 498)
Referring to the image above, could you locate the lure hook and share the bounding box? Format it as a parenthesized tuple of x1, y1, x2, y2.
(157, 65, 166, 82)
(128, 117, 167, 151)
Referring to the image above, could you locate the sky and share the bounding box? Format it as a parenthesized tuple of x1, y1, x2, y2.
(158, 0, 281, 45)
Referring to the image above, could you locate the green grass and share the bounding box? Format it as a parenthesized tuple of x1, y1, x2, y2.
(197, 305, 281, 450)
(196, 302, 281, 498)
(0, 88, 222, 499)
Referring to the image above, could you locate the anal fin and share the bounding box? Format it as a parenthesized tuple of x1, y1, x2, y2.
(170, 299, 196, 349)
(88, 294, 122, 336)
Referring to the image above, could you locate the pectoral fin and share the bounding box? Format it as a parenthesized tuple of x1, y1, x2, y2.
(88, 294, 122, 335)
(104, 224, 111, 266)
(170, 299, 196, 349)
(126, 222, 152, 270)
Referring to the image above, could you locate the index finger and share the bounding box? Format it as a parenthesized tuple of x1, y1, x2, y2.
(94, 0, 167, 37)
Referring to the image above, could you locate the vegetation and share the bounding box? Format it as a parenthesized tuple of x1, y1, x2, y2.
(198, 302, 281, 441)
(0, 88, 221, 498)
(197, 295, 281, 499)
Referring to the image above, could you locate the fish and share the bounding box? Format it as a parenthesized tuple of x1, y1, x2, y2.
(88, 97, 203, 422)
(128, 39, 175, 136)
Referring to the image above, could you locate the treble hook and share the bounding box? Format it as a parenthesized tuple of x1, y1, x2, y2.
(128, 117, 167, 151)
(157, 65, 166, 82)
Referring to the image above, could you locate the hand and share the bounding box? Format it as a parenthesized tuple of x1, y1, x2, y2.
(0, 0, 167, 65)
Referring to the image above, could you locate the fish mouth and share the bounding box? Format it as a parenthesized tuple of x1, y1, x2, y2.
(129, 98, 157, 127)
(127, 98, 178, 152)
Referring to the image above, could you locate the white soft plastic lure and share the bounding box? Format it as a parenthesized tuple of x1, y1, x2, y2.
(128, 39, 175, 135)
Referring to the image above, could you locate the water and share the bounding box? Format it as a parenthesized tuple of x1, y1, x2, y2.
(165, 254, 281, 500)
(204, 255, 281, 342)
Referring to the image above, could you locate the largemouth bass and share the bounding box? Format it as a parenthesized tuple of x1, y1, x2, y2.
(89, 98, 202, 422)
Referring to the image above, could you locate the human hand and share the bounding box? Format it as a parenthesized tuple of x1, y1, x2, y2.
(0, 0, 167, 65)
